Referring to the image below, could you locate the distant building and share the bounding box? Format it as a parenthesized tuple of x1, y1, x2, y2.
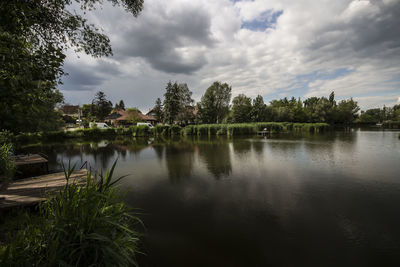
(146, 108, 157, 118)
(59, 105, 81, 117)
(105, 109, 157, 126)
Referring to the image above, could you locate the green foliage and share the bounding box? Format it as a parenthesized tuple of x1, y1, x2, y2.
(232, 94, 252, 123)
(115, 99, 126, 110)
(153, 98, 163, 122)
(251, 95, 267, 122)
(336, 98, 360, 124)
(92, 91, 113, 121)
(0, 143, 15, 182)
(183, 125, 194, 136)
(0, 130, 13, 144)
(382, 121, 400, 129)
(197, 81, 232, 124)
(0, 161, 141, 266)
(153, 125, 169, 136)
(163, 82, 194, 124)
(170, 125, 182, 135)
(132, 125, 150, 137)
(0, 0, 143, 133)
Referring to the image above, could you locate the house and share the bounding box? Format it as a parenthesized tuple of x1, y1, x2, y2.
(146, 108, 157, 118)
(105, 109, 157, 126)
(59, 104, 81, 117)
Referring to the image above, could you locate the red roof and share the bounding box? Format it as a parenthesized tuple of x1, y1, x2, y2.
(105, 109, 156, 121)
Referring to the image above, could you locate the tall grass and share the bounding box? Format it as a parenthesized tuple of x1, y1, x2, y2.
(382, 121, 400, 129)
(0, 160, 141, 266)
(0, 143, 15, 183)
(178, 122, 329, 136)
(13, 122, 331, 144)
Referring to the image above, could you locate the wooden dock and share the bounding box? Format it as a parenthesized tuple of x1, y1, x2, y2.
(257, 130, 270, 137)
(14, 154, 49, 174)
(0, 169, 87, 210)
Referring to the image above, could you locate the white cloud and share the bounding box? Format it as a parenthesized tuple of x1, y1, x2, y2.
(60, 0, 400, 111)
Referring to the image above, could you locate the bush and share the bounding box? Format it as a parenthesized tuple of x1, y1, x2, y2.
(0, 130, 13, 144)
(170, 125, 182, 135)
(0, 143, 15, 182)
(0, 161, 141, 266)
(153, 125, 169, 136)
(183, 125, 194, 136)
(135, 125, 150, 137)
(382, 121, 400, 129)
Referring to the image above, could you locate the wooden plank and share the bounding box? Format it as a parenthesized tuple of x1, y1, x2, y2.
(0, 169, 87, 209)
(14, 154, 48, 166)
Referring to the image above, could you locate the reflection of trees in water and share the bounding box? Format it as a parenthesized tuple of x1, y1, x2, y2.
(251, 140, 265, 155)
(198, 140, 232, 179)
(164, 142, 195, 183)
(232, 139, 252, 155)
(153, 145, 164, 162)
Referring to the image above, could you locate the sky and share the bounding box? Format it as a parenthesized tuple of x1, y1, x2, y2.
(60, 0, 400, 112)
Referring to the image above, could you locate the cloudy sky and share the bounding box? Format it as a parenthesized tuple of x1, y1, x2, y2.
(60, 0, 400, 112)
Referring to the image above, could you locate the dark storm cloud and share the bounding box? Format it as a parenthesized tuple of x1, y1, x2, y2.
(112, 3, 215, 74)
(61, 60, 121, 91)
(307, 0, 400, 62)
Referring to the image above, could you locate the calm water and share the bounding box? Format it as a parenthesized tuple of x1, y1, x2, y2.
(21, 130, 400, 266)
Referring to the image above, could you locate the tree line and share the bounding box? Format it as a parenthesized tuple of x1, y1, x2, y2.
(154, 81, 370, 125)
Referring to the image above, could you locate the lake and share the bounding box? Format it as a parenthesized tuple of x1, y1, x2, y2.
(20, 129, 400, 266)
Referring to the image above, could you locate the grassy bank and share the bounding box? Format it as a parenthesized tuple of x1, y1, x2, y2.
(0, 161, 141, 266)
(180, 122, 329, 136)
(12, 122, 330, 144)
(382, 121, 400, 129)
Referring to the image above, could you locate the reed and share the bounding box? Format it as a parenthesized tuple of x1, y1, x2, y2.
(0, 160, 141, 266)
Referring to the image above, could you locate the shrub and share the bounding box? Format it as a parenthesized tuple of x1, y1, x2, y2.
(170, 125, 182, 135)
(136, 125, 150, 137)
(0, 143, 15, 182)
(0, 161, 141, 266)
(153, 125, 169, 136)
(196, 125, 209, 136)
(184, 125, 194, 136)
(0, 130, 13, 144)
(216, 125, 227, 135)
(382, 121, 400, 129)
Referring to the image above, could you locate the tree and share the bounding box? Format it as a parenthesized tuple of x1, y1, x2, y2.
(153, 98, 163, 122)
(197, 82, 232, 123)
(163, 82, 182, 124)
(0, 0, 143, 133)
(251, 95, 267, 122)
(115, 100, 125, 110)
(163, 82, 194, 124)
(92, 91, 113, 121)
(336, 98, 360, 124)
(176, 83, 195, 125)
(303, 97, 320, 122)
(315, 97, 332, 122)
(232, 94, 252, 123)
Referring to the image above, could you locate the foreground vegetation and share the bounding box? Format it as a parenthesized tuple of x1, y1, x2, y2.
(0, 161, 141, 266)
(0, 131, 15, 183)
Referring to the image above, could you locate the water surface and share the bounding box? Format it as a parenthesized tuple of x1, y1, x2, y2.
(21, 130, 400, 266)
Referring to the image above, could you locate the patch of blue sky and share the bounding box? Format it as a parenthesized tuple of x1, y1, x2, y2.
(241, 10, 283, 31)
